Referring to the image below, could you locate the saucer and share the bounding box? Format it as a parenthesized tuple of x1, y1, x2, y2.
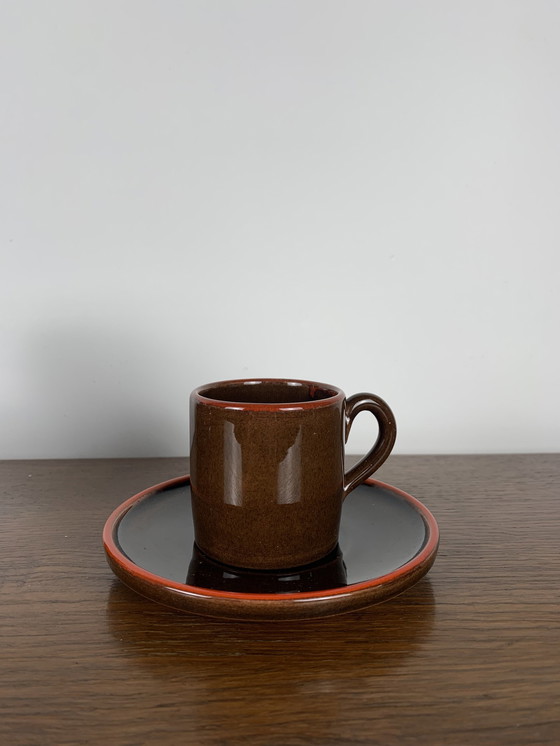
(103, 476, 439, 621)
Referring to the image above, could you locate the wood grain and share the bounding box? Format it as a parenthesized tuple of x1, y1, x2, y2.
(1, 455, 559, 745)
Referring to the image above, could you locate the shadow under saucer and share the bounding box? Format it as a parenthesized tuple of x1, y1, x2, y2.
(105, 575, 436, 678)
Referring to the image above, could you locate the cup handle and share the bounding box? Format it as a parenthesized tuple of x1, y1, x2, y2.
(343, 393, 397, 499)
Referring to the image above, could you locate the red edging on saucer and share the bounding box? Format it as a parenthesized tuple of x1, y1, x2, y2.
(103, 475, 439, 620)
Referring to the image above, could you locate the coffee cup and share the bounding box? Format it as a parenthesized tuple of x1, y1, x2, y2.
(190, 378, 396, 570)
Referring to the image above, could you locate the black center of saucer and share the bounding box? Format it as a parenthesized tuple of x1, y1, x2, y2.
(115, 481, 428, 595)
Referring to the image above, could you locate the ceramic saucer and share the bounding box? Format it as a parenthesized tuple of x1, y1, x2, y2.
(103, 476, 439, 621)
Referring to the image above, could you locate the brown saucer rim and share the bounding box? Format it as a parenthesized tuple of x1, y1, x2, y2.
(103, 475, 439, 617)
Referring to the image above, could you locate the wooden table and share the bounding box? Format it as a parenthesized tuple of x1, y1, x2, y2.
(1, 455, 559, 745)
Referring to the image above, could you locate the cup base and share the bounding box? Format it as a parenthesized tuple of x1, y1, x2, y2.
(187, 543, 347, 594)
(192, 539, 341, 573)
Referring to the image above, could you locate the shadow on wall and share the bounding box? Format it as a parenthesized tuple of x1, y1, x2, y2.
(12, 324, 203, 458)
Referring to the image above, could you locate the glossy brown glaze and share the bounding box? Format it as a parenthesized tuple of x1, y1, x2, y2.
(190, 378, 396, 569)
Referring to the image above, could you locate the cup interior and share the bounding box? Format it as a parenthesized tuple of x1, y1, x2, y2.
(199, 380, 339, 405)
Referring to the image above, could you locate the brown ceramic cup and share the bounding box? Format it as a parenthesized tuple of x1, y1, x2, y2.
(189, 378, 396, 570)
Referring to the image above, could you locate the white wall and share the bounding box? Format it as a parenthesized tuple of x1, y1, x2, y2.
(1, 1, 559, 458)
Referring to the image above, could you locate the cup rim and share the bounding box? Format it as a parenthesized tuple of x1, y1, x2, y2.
(192, 377, 345, 411)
